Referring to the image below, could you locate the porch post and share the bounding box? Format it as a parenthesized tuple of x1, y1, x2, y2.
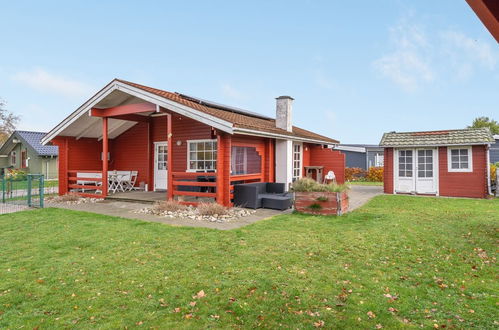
(216, 133, 231, 206)
(102, 117, 108, 197)
(166, 113, 173, 200)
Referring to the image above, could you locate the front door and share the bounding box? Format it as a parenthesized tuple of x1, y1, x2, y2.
(395, 148, 437, 194)
(415, 148, 437, 194)
(154, 142, 168, 191)
(395, 149, 414, 193)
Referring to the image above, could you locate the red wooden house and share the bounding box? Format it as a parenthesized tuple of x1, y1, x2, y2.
(380, 128, 495, 198)
(42, 79, 345, 206)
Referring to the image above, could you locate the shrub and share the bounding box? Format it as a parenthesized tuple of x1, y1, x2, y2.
(5, 168, 28, 181)
(307, 203, 323, 210)
(345, 167, 367, 181)
(197, 202, 228, 216)
(316, 196, 329, 202)
(491, 163, 497, 184)
(291, 178, 349, 193)
(153, 200, 187, 212)
(366, 166, 384, 182)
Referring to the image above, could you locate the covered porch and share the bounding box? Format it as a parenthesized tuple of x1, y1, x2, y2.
(51, 85, 274, 207)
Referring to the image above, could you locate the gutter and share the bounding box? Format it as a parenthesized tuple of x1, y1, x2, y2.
(486, 145, 492, 196)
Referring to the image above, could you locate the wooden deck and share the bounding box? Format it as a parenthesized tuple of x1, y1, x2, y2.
(105, 191, 215, 204)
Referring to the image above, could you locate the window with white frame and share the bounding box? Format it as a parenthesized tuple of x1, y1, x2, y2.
(10, 151, 16, 166)
(374, 153, 384, 167)
(230, 146, 261, 175)
(292, 143, 302, 182)
(188, 140, 217, 171)
(448, 147, 472, 172)
(398, 149, 413, 177)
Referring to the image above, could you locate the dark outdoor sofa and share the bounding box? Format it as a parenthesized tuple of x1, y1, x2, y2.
(233, 182, 292, 210)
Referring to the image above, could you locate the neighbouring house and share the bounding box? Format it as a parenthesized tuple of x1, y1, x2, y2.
(0, 130, 58, 179)
(336, 144, 384, 170)
(491, 135, 499, 163)
(380, 128, 495, 198)
(41, 79, 345, 206)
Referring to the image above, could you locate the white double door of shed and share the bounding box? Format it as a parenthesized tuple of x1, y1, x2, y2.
(395, 148, 438, 194)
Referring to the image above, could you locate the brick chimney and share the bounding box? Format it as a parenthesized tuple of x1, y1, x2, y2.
(275, 96, 293, 132)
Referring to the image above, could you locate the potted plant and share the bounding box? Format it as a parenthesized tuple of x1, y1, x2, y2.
(291, 178, 349, 215)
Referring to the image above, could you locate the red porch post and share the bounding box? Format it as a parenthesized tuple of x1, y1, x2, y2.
(102, 117, 108, 197)
(216, 133, 231, 206)
(166, 113, 173, 200)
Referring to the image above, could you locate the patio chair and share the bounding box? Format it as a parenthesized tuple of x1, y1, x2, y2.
(128, 171, 139, 191)
(323, 170, 336, 184)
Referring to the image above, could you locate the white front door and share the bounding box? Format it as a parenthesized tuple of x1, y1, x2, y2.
(154, 142, 168, 191)
(395, 149, 414, 193)
(395, 148, 438, 194)
(415, 148, 437, 194)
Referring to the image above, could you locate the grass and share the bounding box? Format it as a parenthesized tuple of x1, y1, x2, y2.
(347, 181, 383, 186)
(0, 196, 497, 328)
(4, 179, 58, 191)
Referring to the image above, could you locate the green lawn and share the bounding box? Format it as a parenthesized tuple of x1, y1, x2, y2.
(0, 196, 497, 328)
(347, 181, 383, 186)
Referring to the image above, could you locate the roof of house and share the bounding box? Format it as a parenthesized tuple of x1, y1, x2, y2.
(379, 128, 495, 147)
(116, 80, 339, 144)
(42, 79, 340, 145)
(0, 131, 58, 156)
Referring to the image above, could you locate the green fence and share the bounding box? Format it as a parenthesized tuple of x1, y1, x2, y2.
(0, 174, 46, 213)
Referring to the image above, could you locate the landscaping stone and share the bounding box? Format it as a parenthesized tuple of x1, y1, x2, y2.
(134, 205, 255, 222)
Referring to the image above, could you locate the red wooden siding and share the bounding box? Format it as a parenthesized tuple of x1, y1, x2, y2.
(438, 145, 488, 198)
(383, 147, 394, 194)
(308, 145, 346, 184)
(110, 121, 150, 187)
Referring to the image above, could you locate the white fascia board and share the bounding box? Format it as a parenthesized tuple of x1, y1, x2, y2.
(41, 80, 234, 145)
(382, 142, 491, 148)
(233, 127, 337, 146)
(334, 145, 366, 153)
(41, 82, 117, 145)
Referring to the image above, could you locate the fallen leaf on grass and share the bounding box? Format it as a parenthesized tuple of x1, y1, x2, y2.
(173, 307, 181, 313)
(184, 313, 193, 319)
(189, 301, 196, 307)
(367, 311, 376, 319)
(375, 324, 383, 329)
(313, 320, 325, 328)
(193, 290, 206, 299)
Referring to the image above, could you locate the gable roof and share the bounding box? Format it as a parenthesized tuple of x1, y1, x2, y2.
(116, 80, 339, 144)
(379, 128, 495, 147)
(0, 131, 58, 156)
(42, 79, 339, 145)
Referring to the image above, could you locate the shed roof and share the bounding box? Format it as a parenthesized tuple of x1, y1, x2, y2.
(0, 131, 58, 156)
(379, 128, 495, 147)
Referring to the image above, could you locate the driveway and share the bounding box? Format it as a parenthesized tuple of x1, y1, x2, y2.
(347, 185, 384, 211)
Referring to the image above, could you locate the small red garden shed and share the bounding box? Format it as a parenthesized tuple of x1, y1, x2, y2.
(41, 79, 345, 206)
(380, 128, 495, 198)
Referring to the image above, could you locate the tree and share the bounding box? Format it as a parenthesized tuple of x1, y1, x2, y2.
(0, 99, 20, 143)
(468, 116, 499, 135)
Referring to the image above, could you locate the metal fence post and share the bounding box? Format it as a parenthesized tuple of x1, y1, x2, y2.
(1, 176, 4, 203)
(27, 174, 32, 207)
(39, 175, 44, 208)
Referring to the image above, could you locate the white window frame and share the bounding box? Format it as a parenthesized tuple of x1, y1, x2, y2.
(187, 139, 217, 172)
(10, 151, 16, 166)
(292, 142, 303, 182)
(447, 146, 473, 173)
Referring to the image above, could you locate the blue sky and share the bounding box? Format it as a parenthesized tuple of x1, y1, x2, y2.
(0, 1, 498, 144)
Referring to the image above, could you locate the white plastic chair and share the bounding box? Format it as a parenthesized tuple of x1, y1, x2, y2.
(127, 171, 139, 191)
(324, 170, 336, 184)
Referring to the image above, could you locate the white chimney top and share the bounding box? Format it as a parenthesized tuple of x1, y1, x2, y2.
(275, 96, 294, 132)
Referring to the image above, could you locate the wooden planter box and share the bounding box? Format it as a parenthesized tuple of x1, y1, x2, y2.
(294, 191, 349, 216)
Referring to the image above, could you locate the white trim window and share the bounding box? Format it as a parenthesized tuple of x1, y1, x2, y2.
(448, 147, 473, 172)
(187, 139, 217, 172)
(292, 143, 302, 182)
(10, 151, 16, 166)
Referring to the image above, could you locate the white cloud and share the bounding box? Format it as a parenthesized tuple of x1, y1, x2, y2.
(12, 68, 93, 98)
(220, 83, 244, 100)
(373, 18, 499, 90)
(373, 22, 434, 92)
